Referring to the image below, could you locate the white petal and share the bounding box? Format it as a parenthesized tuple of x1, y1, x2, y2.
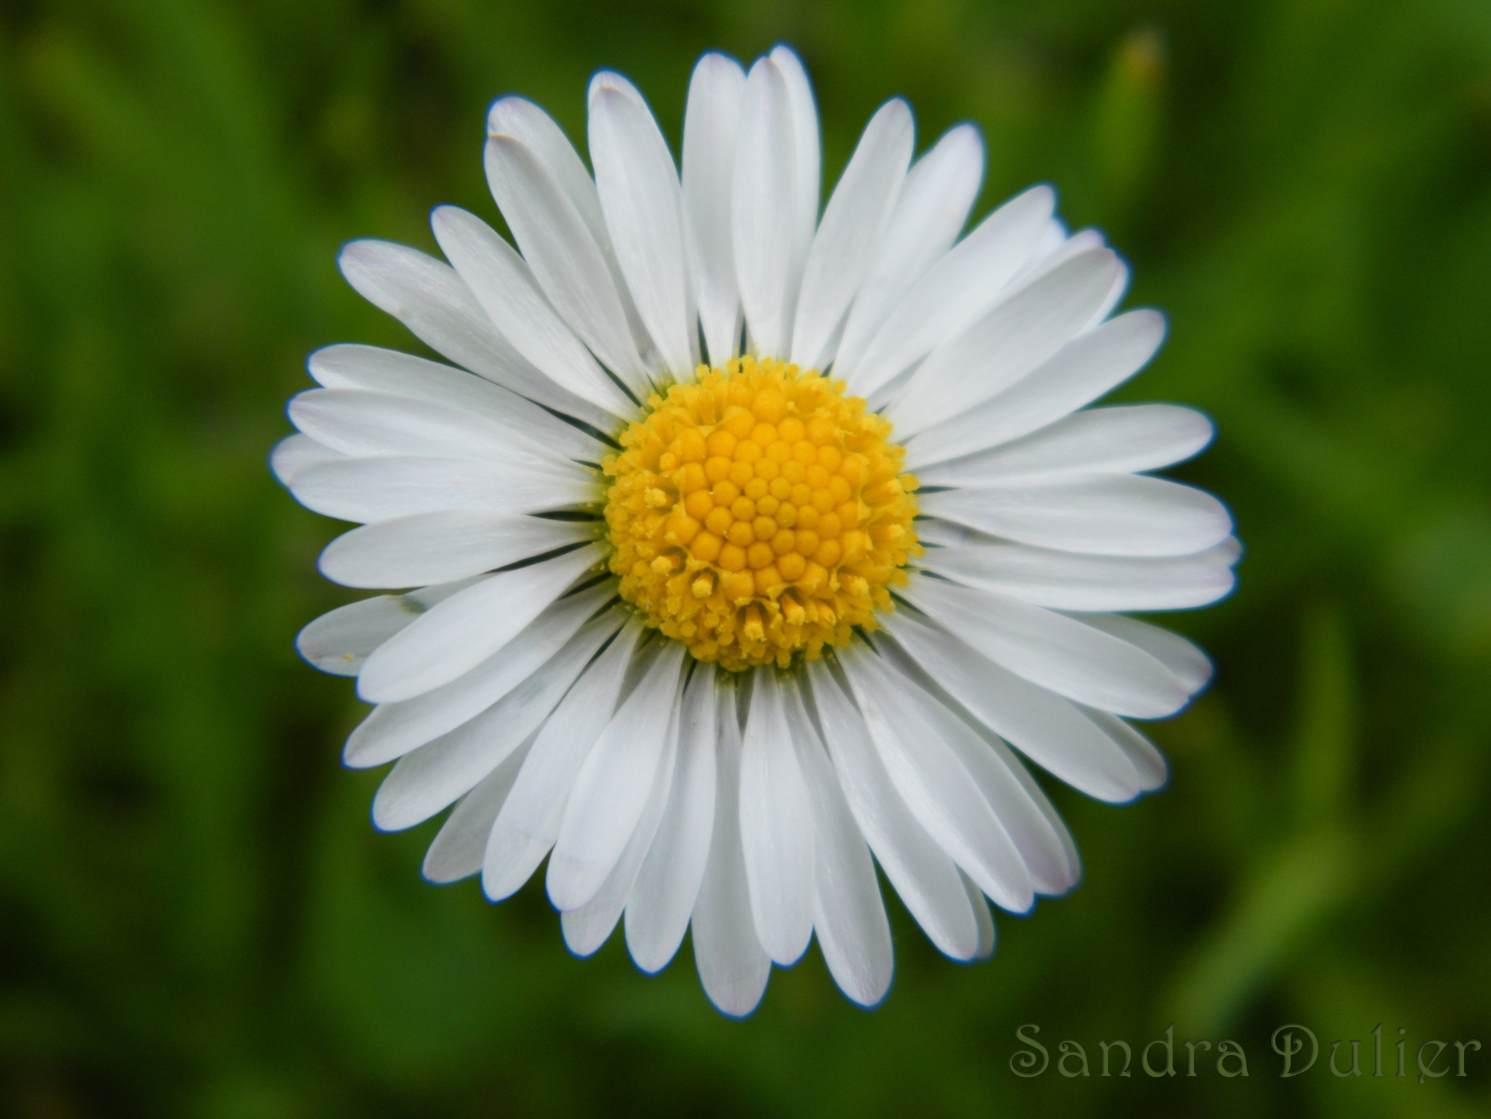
(833, 124, 984, 381)
(1021, 227, 1107, 283)
(1070, 612, 1214, 694)
(357, 543, 602, 703)
(691, 678, 771, 1017)
(918, 475, 1234, 558)
(431, 207, 635, 416)
(484, 134, 650, 389)
(845, 186, 1054, 397)
(902, 575, 1190, 718)
(421, 739, 533, 884)
(682, 53, 746, 366)
(977, 729, 1082, 891)
(344, 588, 617, 768)
(487, 96, 610, 245)
(270, 434, 341, 485)
(915, 405, 1213, 486)
(562, 701, 681, 957)
(319, 510, 594, 590)
(589, 74, 695, 377)
(789, 99, 913, 371)
(336, 240, 611, 427)
(918, 533, 1238, 613)
(369, 616, 617, 830)
(738, 668, 816, 965)
(625, 668, 718, 973)
(308, 343, 601, 463)
(885, 247, 1124, 436)
(842, 651, 1032, 911)
(806, 661, 980, 960)
(288, 388, 579, 474)
(486, 95, 654, 360)
(294, 578, 480, 677)
(789, 681, 893, 1006)
(482, 622, 643, 900)
(903, 310, 1166, 469)
(961, 871, 997, 959)
(1082, 708, 1169, 791)
(882, 608, 1145, 802)
(881, 670, 1076, 896)
(733, 57, 798, 358)
(770, 46, 821, 282)
(286, 454, 589, 525)
(548, 642, 688, 910)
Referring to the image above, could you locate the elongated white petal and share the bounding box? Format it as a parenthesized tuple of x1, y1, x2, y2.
(421, 740, 533, 883)
(771, 46, 820, 282)
(485, 95, 608, 247)
(431, 207, 635, 416)
(357, 544, 601, 704)
(589, 74, 695, 377)
(790, 99, 913, 371)
(734, 57, 798, 358)
(834, 124, 984, 381)
(1013, 226, 1128, 324)
(878, 664, 1076, 895)
(320, 510, 594, 590)
(486, 95, 654, 364)
(337, 240, 610, 427)
(962, 872, 997, 959)
(1071, 612, 1214, 694)
(692, 680, 771, 1016)
(562, 703, 680, 956)
(626, 669, 718, 973)
(370, 616, 611, 830)
(482, 622, 643, 900)
(739, 668, 816, 965)
(487, 96, 608, 239)
(484, 134, 650, 388)
(919, 475, 1234, 558)
(1082, 708, 1169, 791)
(842, 651, 1033, 912)
(882, 608, 1145, 802)
(1019, 227, 1107, 286)
(977, 729, 1082, 891)
(683, 54, 746, 365)
(294, 578, 480, 676)
(918, 535, 1238, 613)
(288, 389, 578, 475)
(902, 575, 1190, 718)
(286, 455, 589, 525)
(903, 310, 1165, 468)
(846, 186, 1054, 396)
(886, 247, 1124, 436)
(806, 661, 980, 959)
(916, 405, 1213, 486)
(270, 434, 341, 485)
(548, 642, 688, 910)
(308, 343, 601, 463)
(344, 590, 618, 768)
(788, 682, 893, 1006)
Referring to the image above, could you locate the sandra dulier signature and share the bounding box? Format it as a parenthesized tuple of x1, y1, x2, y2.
(1010, 1023, 1481, 1082)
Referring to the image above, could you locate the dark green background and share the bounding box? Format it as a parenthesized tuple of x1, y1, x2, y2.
(2, 0, 1488, 1115)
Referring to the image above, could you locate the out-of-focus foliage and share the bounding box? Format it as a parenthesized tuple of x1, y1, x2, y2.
(1, 0, 1488, 1115)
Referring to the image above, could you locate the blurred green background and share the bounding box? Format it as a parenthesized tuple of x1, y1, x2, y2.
(2, 0, 1489, 1115)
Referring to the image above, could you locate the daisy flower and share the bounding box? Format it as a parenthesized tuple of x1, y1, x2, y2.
(273, 45, 1236, 1016)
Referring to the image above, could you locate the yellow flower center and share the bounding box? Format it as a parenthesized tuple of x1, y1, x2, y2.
(603, 356, 920, 671)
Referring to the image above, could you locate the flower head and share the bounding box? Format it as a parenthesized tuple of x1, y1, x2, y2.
(275, 45, 1236, 1015)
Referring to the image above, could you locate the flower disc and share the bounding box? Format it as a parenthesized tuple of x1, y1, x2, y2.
(604, 356, 920, 670)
